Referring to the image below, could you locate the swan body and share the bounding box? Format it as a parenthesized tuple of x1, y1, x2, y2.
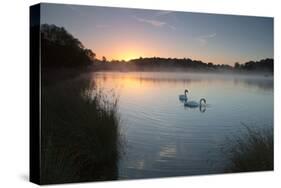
(184, 98, 206, 108)
(179, 89, 188, 101)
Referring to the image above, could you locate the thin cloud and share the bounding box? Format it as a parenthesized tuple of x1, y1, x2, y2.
(168, 25, 176, 30)
(201, 33, 217, 38)
(133, 16, 176, 30)
(134, 16, 166, 27)
(197, 33, 216, 46)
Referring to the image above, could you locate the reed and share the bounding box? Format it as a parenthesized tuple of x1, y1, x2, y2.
(41, 77, 122, 184)
(223, 124, 273, 173)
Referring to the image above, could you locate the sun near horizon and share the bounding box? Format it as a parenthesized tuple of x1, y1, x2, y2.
(41, 3, 273, 65)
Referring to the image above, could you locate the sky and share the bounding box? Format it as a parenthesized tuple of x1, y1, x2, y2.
(41, 3, 273, 65)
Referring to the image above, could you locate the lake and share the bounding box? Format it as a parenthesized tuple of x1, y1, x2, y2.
(89, 71, 273, 179)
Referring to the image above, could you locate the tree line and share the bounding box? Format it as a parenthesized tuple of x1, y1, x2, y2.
(41, 24, 96, 68)
(39, 24, 273, 73)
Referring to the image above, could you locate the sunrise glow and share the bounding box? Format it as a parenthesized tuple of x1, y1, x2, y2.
(41, 4, 273, 65)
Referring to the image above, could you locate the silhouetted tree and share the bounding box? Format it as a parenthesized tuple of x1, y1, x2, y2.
(234, 62, 240, 69)
(208, 62, 214, 67)
(102, 56, 107, 62)
(84, 49, 96, 61)
(41, 24, 96, 68)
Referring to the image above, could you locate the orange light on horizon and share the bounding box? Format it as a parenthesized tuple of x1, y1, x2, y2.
(115, 51, 141, 61)
(96, 53, 140, 62)
(94, 39, 159, 62)
(93, 38, 234, 64)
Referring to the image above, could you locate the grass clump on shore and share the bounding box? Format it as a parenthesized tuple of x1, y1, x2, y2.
(41, 76, 122, 184)
(223, 124, 273, 173)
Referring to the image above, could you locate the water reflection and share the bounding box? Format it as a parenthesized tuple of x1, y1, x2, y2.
(181, 99, 208, 113)
(89, 71, 273, 179)
(159, 144, 177, 158)
(92, 72, 273, 92)
(199, 105, 207, 113)
(233, 77, 273, 91)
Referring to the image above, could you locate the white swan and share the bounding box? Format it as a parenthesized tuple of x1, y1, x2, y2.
(179, 89, 188, 101)
(184, 98, 206, 108)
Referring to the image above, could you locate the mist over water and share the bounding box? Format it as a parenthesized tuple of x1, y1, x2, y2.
(89, 71, 273, 178)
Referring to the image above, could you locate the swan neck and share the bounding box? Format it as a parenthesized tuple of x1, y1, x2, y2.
(200, 98, 206, 105)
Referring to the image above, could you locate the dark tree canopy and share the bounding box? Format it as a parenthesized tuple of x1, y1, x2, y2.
(102, 56, 107, 62)
(127, 57, 233, 71)
(234, 58, 273, 72)
(234, 62, 240, 69)
(41, 24, 95, 68)
(95, 57, 273, 73)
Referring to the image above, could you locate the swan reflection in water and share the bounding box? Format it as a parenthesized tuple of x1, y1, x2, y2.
(183, 98, 208, 113)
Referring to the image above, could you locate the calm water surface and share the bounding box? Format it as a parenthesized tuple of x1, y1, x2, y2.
(90, 72, 273, 179)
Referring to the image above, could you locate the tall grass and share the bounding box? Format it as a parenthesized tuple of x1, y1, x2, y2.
(222, 124, 273, 173)
(41, 76, 122, 184)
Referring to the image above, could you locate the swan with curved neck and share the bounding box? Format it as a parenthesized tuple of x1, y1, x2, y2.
(184, 98, 206, 108)
(179, 89, 188, 101)
(200, 98, 206, 105)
